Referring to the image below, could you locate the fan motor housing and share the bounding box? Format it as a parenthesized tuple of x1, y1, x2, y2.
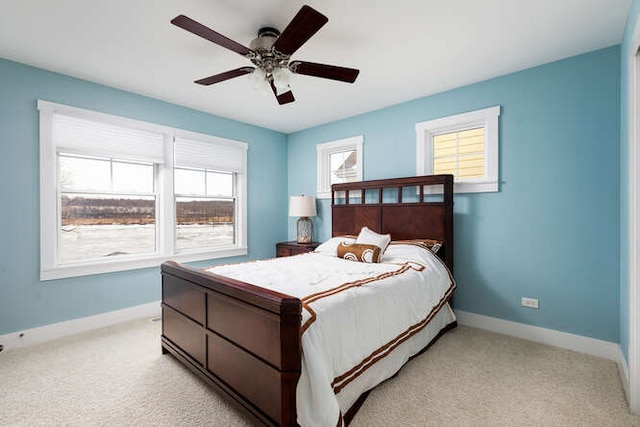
(250, 27, 281, 51)
(249, 27, 289, 72)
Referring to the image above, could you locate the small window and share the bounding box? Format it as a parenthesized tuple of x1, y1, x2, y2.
(416, 106, 500, 193)
(317, 136, 363, 199)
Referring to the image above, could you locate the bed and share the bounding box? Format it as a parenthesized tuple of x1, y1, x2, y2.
(160, 174, 455, 426)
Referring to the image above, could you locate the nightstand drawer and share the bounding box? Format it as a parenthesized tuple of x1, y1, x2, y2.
(289, 245, 314, 255)
(276, 246, 290, 257)
(276, 241, 320, 257)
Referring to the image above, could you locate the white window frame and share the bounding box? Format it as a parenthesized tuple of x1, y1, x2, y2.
(416, 106, 500, 193)
(316, 135, 363, 199)
(173, 168, 238, 253)
(38, 100, 247, 281)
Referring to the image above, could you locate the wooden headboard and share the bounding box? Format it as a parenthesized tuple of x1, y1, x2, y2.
(331, 174, 454, 273)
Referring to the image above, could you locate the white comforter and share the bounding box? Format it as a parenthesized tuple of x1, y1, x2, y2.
(206, 243, 455, 427)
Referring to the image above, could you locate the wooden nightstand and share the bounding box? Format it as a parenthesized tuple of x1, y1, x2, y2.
(276, 241, 320, 257)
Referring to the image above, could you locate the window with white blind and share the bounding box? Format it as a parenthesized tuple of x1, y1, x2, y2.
(316, 135, 363, 199)
(416, 106, 500, 193)
(173, 136, 245, 252)
(38, 100, 247, 280)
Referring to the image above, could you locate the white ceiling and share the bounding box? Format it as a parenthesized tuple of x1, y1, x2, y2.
(0, 0, 631, 134)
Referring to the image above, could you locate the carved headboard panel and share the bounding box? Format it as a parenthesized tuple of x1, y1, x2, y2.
(331, 175, 454, 273)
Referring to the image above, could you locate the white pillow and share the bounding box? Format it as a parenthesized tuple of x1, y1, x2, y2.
(355, 226, 391, 253)
(314, 236, 356, 256)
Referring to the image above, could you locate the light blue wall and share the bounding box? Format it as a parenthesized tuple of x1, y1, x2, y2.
(0, 58, 288, 335)
(288, 47, 621, 342)
(620, 0, 640, 362)
(0, 42, 626, 344)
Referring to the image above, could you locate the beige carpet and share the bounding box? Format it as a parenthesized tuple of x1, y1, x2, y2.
(0, 318, 638, 426)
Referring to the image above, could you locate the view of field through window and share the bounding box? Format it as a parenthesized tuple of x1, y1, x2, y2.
(174, 167, 235, 251)
(58, 154, 234, 263)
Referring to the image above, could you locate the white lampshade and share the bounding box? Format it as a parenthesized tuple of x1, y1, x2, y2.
(289, 195, 317, 217)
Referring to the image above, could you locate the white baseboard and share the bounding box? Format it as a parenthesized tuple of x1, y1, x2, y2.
(619, 346, 631, 401)
(455, 310, 628, 390)
(0, 301, 161, 352)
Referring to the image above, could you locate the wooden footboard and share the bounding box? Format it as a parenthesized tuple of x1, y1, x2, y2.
(161, 261, 302, 426)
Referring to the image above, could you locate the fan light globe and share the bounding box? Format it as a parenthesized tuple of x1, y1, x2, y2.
(249, 68, 268, 93)
(272, 68, 291, 93)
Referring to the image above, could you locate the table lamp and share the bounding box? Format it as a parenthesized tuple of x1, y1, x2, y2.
(289, 195, 317, 243)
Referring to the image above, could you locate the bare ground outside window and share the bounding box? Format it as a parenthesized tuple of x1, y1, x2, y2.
(59, 195, 234, 262)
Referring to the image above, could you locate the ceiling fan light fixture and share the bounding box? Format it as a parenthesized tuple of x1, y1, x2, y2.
(249, 68, 268, 91)
(171, 5, 358, 105)
(272, 68, 291, 93)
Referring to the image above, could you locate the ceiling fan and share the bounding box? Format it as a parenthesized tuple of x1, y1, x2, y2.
(171, 5, 360, 105)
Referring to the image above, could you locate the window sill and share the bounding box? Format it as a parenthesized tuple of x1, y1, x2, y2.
(454, 180, 498, 194)
(317, 190, 331, 199)
(422, 179, 498, 195)
(40, 246, 248, 281)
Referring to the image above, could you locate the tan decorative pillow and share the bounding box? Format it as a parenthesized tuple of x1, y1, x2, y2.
(391, 239, 443, 253)
(337, 242, 382, 263)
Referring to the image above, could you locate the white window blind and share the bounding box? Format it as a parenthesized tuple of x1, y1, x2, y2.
(174, 136, 247, 173)
(52, 114, 165, 163)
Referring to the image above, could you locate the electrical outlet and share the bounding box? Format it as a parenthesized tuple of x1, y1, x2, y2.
(521, 297, 539, 309)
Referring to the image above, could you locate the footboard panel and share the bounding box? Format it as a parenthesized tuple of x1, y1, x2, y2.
(208, 291, 289, 369)
(161, 261, 302, 426)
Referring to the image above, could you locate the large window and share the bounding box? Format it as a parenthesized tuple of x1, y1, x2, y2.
(416, 106, 500, 193)
(316, 135, 363, 198)
(58, 154, 157, 263)
(173, 136, 242, 252)
(39, 101, 247, 280)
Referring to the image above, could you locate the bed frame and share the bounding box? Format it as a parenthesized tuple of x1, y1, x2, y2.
(160, 174, 454, 426)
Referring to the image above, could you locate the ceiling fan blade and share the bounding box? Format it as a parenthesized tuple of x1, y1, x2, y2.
(269, 80, 295, 105)
(289, 61, 359, 83)
(272, 5, 328, 56)
(171, 15, 252, 56)
(277, 90, 295, 105)
(195, 67, 254, 85)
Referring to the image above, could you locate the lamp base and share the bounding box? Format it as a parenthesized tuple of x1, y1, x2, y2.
(296, 217, 313, 244)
